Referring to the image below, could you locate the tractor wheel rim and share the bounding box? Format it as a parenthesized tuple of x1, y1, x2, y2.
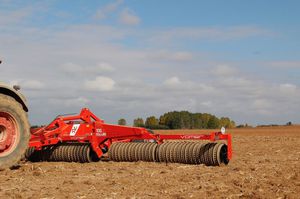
(0, 112, 20, 157)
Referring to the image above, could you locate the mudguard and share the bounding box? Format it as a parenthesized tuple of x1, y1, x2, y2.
(0, 82, 28, 112)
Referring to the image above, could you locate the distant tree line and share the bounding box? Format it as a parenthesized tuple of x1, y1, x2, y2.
(255, 121, 293, 128)
(118, 118, 127, 126)
(126, 111, 235, 130)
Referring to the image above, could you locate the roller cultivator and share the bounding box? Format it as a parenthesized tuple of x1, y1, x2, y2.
(26, 108, 232, 166)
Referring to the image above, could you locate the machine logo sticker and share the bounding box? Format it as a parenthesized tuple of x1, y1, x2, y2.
(180, 135, 201, 139)
(70, 124, 80, 136)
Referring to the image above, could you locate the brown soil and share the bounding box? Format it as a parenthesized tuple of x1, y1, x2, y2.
(0, 127, 299, 199)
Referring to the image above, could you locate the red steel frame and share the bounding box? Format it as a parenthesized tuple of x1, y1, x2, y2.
(29, 108, 232, 160)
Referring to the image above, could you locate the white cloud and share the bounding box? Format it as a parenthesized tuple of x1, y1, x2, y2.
(119, 8, 140, 26)
(212, 65, 237, 77)
(200, 101, 212, 107)
(163, 76, 197, 91)
(150, 50, 193, 62)
(61, 62, 115, 74)
(251, 98, 274, 116)
(163, 76, 181, 86)
(94, 0, 123, 20)
(252, 99, 271, 109)
(84, 76, 115, 91)
(279, 83, 297, 93)
(65, 97, 90, 107)
(171, 52, 193, 61)
(49, 97, 90, 107)
(22, 80, 45, 90)
(61, 62, 82, 72)
(95, 62, 115, 72)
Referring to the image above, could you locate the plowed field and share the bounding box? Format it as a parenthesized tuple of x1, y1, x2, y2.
(1, 126, 299, 199)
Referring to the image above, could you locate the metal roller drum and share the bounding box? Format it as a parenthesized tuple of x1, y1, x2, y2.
(25, 143, 97, 163)
(109, 142, 158, 162)
(108, 142, 229, 166)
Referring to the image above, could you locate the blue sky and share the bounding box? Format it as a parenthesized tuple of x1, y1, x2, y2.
(0, 0, 299, 126)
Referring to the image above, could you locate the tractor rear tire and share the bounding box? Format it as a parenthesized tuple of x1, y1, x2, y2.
(0, 94, 30, 170)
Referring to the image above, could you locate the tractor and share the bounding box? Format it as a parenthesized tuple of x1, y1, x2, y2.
(0, 60, 30, 170)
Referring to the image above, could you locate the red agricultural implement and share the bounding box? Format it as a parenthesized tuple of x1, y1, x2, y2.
(26, 108, 232, 166)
